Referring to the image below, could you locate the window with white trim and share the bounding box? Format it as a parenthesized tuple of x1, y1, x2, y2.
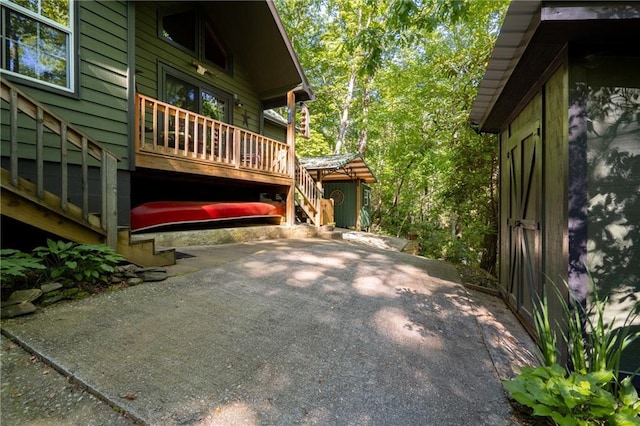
(1, 0, 74, 91)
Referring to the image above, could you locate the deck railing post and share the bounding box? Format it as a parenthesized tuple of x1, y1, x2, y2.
(286, 90, 296, 226)
(101, 151, 118, 248)
(233, 129, 241, 169)
(36, 107, 44, 199)
(61, 123, 68, 212)
(9, 88, 19, 186)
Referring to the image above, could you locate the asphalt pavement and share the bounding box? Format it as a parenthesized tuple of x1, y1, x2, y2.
(1, 238, 538, 425)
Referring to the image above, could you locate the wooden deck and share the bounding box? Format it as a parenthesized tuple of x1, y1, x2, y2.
(135, 94, 292, 186)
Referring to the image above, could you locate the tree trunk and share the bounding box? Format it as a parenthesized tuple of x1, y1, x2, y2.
(335, 70, 356, 154)
(479, 148, 499, 275)
(357, 83, 371, 155)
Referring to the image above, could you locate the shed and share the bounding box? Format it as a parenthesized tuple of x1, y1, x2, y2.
(299, 154, 377, 230)
(470, 1, 639, 383)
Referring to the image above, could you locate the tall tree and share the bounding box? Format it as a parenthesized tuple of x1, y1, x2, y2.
(278, 0, 509, 272)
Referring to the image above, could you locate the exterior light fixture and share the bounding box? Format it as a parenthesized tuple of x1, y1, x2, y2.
(191, 60, 208, 75)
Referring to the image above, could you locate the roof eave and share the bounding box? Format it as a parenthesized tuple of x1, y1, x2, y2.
(469, 1, 542, 133)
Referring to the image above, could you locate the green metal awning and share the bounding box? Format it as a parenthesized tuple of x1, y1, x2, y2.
(299, 153, 377, 184)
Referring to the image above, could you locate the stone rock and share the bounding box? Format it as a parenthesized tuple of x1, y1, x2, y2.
(127, 277, 144, 286)
(41, 282, 63, 294)
(61, 288, 79, 298)
(116, 264, 138, 273)
(1, 302, 37, 319)
(40, 295, 64, 306)
(139, 271, 167, 282)
(135, 267, 167, 273)
(111, 276, 123, 284)
(4, 289, 43, 305)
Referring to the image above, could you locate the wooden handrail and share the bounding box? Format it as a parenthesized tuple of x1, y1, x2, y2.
(0, 77, 120, 247)
(136, 94, 291, 176)
(295, 157, 322, 224)
(135, 93, 326, 226)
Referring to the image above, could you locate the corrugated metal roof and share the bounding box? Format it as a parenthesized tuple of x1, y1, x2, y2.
(470, 1, 640, 133)
(469, 1, 541, 130)
(299, 153, 377, 184)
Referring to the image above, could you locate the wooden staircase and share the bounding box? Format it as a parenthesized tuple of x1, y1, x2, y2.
(294, 157, 322, 226)
(1, 78, 175, 267)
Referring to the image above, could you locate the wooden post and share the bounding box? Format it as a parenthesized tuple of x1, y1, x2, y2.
(233, 129, 241, 169)
(286, 90, 296, 226)
(355, 180, 362, 231)
(9, 88, 18, 186)
(314, 177, 322, 227)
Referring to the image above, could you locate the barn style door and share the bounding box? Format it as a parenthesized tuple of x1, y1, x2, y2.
(506, 120, 542, 326)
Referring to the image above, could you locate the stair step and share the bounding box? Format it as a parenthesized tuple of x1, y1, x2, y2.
(117, 228, 176, 267)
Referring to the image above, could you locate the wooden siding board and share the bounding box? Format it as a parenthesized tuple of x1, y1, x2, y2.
(1, 1, 131, 168)
(543, 63, 569, 289)
(82, 34, 128, 64)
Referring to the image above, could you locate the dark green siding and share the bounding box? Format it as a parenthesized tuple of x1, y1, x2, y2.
(1, 1, 130, 168)
(325, 182, 355, 228)
(263, 121, 286, 142)
(324, 181, 372, 230)
(134, 2, 263, 134)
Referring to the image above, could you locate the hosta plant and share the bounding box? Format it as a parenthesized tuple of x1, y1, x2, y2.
(33, 239, 125, 285)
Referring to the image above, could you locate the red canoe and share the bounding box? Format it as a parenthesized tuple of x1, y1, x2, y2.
(130, 201, 285, 232)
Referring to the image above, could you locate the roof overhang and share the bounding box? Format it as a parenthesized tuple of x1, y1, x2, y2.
(299, 154, 377, 184)
(203, 1, 315, 109)
(470, 1, 640, 133)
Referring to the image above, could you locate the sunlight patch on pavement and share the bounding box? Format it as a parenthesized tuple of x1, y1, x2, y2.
(352, 276, 397, 298)
(373, 307, 443, 351)
(197, 401, 259, 425)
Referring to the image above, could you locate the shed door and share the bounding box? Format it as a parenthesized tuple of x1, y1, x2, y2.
(506, 120, 542, 326)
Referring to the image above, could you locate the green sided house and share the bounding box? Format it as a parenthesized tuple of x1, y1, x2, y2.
(1, 0, 323, 266)
(470, 1, 639, 383)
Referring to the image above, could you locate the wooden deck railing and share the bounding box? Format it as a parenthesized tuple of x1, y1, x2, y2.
(295, 157, 322, 223)
(136, 94, 291, 176)
(0, 77, 119, 247)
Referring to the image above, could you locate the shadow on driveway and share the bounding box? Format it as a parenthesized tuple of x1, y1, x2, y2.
(2, 239, 537, 425)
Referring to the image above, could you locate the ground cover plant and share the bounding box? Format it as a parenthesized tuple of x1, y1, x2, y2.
(1, 239, 125, 301)
(503, 279, 640, 425)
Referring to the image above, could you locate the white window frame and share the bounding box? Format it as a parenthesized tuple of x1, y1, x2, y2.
(1, 0, 75, 92)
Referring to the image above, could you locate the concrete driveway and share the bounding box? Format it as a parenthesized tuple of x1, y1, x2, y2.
(1, 239, 537, 425)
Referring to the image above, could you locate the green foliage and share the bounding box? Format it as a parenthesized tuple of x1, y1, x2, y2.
(0, 249, 46, 288)
(32, 239, 125, 285)
(504, 365, 639, 425)
(506, 278, 640, 424)
(533, 278, 639, 392)
(564, 289, 639, 391)
(533, 290, 559, 367)
(277, 0, 509, 271)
